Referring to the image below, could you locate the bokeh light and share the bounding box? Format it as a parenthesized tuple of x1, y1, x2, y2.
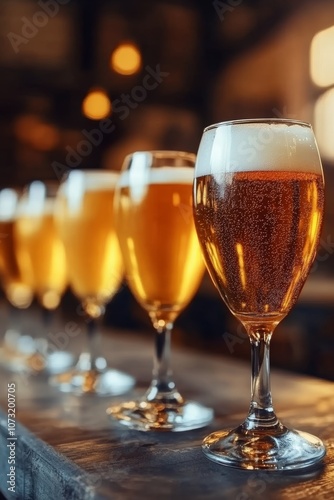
(310, 25, 334, 87)
(82, 89, 112, 120)
(14, 115, 59, 151)
(110, 43, 142, 76)
(314, 87, 334, 160)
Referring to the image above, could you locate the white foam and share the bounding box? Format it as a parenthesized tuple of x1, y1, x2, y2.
(0, 189, 18, 221)
(19, 181, 46, 216)
(59, 170, 119, 195)
(195, 121, 322, 177)
(16, 182, 57, 217)
(119, 167, 194, 188)
(75, 170, 119, 190)
(58, 170, 119, 214)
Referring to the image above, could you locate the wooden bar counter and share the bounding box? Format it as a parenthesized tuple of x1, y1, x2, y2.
(1, 327, 334, 499)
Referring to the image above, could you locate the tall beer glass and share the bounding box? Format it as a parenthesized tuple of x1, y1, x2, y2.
(0, 189, 32, 309)
(0, 188, 34, 371)
(15, 182, 67, 310)
(107, 151, 213, 431)
(193, 119, 325, 469)
(14, 181, 72, 373)
(52, 170, 134, 396)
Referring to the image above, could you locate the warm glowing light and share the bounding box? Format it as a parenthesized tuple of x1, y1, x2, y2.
(111, 43, 142, 75)
(30, 123, 59, 151)
(41, 290, 61, 310)
(14, 115, 59, 151)
(314, 87, 334, 160)
(310, 26, 334, 87)
(82, 89, 111, 120)
(6, 284, 33, 309)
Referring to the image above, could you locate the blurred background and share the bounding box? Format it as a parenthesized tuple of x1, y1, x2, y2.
(1, 0, 334, 379)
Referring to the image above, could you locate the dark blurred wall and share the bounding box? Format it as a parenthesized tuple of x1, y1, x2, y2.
(2, 0, 334, 378)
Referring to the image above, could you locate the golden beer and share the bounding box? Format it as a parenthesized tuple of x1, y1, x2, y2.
(56, 172, 123, 305)
(15, 204, 67, 309)
(194, 170, 324, 323)
(117, 167, 205, 321)
(0, 219, 32, 308)
(194, 120, 326, 469)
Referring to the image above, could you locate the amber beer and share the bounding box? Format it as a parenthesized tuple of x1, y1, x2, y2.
(0, 219, 33, 307)
(194, 170, 324, 322)
(56, 172, 123, 305)
(0, 188, 32, 308)
(15, 202, 67, 309)
(117, 167, 205, 319)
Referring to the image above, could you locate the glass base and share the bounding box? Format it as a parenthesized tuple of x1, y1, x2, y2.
(107, 399, 214, 431)
(0, 344, 74, 375)
(46, 351, 76, 375)
(50, 367, 135, 396)
(202, 424, 326, 470)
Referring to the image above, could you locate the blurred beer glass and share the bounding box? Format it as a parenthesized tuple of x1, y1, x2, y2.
(14, 181, 73, 374)
(51, 170, 134, 396)
(0, 188, 34, 371)
(107, 151, 213, 431)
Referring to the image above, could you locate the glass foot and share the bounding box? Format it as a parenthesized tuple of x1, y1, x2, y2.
(46, 351, 76, 375)
(50, 368, 135, 396)
(107, 399, 214, 431)
(0, 342, 74, 375)
(202, 424, 326, 470)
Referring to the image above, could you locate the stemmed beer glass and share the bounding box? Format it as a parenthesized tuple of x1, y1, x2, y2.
(14, 181, 73, 373)
(51, 170, 134, 396)
(193, 119, 326, 469)
(107, 151, 213, 431)
(0, 188, 33, 370)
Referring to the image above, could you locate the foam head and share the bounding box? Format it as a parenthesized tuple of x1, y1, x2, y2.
(0, 189, 18, 221)
(59, 170, 119, 214)
(119, 166, 194, 188)
(195, 120, 322, 177)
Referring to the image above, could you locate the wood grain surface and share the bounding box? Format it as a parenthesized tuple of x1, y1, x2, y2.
(1, 328, 334, 500)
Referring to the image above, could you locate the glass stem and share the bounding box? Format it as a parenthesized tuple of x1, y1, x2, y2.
(244, 325, 281, 431)
(145, 322, 183, 405)
(42, 307, 53, 330)
(76, 308, 105, 372)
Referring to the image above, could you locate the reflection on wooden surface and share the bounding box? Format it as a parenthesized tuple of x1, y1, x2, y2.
(0, 327, 334, 499)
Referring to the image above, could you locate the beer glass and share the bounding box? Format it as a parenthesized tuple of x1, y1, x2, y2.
(193, 119, 326, 469)
(0, 188, 34, 371)
(107, 151, 213, 431)
(14, 181, 73, 373)
(15, 182, 67, 311)
(52, 170, 134, 396)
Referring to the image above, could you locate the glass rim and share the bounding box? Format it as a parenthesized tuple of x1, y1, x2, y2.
(124, 150, 196, 161)
(62, 169, 120, 181)
(204, 118, 312, 133)
(66, 168, 119, 175)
